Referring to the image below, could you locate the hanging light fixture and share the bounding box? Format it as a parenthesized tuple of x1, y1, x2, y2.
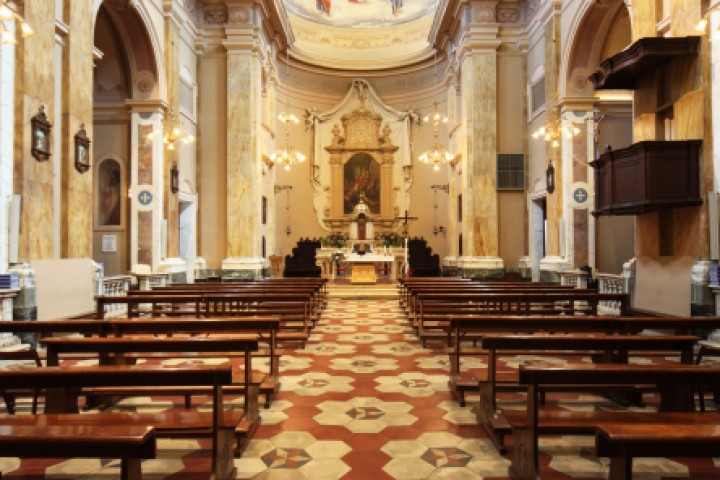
(530, 98, 580, 149)
(146, 107, 195, 151)
(0, 2, 34, 44)
(418, 50, 452, 171)
(271, 48, 305, 171)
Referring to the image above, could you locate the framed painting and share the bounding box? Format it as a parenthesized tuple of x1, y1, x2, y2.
(98, 159, 123, 227)
(343, 153, 380, 215)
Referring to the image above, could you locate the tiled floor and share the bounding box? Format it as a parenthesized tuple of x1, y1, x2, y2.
(3, 293, 720, 478)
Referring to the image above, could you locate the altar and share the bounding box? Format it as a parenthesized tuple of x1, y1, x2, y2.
(344, 252, 395, 284)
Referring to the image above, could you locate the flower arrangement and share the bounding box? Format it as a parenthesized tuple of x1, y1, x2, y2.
(377, 231, 402, 247)
(322, 232, 347, 248)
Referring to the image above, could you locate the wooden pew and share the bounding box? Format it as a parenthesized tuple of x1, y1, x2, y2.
(106, 317, 282, 407)
(446, 315, 720, 406)
(0, 423, 156, 480)
(413, 291, 629, 342)
(505, 363, 720, 480)
(595, 422, 720, 480)
(478, 333, 698, 452)
(0, 364, 238, 479)
(41, 336, 259, 411)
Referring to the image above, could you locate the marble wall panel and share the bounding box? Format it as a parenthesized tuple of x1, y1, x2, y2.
(629, 0, 657, 39)
(138, 125, 153, 185)
(164, 19, 180, 259)
(138, 211, 152, 266)
(573, 208, 588, 267)
(674, 206, 703, 256)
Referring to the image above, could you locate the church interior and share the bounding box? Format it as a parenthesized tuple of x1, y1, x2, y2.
(2, 0, 720, 478)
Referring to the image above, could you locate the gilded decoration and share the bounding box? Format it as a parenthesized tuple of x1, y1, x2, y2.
(306, 79, 416, 232)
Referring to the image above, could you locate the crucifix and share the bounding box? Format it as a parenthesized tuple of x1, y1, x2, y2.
(394, 210, 418, 238)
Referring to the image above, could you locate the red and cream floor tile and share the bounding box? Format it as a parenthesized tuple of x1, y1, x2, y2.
(4, 297, 720, 478)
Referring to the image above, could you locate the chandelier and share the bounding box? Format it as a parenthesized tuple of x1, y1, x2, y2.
(0, 2, 34, 44)
(530, 101, 580, 148)
(271, 48, 305, 170)
(418, 104, 452, 171)
(418, 52, 452, 171)
(146, 107, 195, 151)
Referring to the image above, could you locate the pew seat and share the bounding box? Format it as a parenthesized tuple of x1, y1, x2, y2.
(0, 422, 156, 480)
(595, 422, 720, 480)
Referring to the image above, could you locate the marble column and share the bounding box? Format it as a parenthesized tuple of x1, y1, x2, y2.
(162, 7, 181, 260)
(559, 105, 594, 271)
(126, 101, 166, 271)
(16, 1, 56, 261)
(539, 9, 568, 281)
(224, 47, 262, 258)
(457, 39, 504, 279)
(60, 0, 94, 259)
(0, 22, 15, 271)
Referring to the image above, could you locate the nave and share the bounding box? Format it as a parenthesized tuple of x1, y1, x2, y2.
(3, 295, 720, 479)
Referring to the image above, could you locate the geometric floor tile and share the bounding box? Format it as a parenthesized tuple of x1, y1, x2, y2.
(5, 295, 720, 479)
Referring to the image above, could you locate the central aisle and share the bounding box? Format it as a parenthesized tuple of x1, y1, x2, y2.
(235, 297, 509, 479)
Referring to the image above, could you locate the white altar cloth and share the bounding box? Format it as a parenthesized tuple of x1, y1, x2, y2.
(345, 253, 394, 263)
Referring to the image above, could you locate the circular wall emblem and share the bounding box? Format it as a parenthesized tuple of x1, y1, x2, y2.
(573, 187, 588, 204)
(571, 182, 591, 209)
(136, 184, 155, 212)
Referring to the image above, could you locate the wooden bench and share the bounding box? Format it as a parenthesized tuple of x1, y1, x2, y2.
(595, 422, 720, 480)
(412, 292, 629, 340)
(446, 315, 720, 407)
(0, 364, 238, 479)
(106, 317, 283, 407)
(0, 422, 156, 480)
(505, 363, 720, 480)
(478, 333, 698, 452)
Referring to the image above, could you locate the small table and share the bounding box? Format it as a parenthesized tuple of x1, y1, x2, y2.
(268, 256, 283, 278)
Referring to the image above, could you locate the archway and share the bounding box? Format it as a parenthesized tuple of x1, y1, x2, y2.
(562, 0, 633, 274)
(92, 1, 160, 276)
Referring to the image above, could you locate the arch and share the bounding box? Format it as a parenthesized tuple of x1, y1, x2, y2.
(92, 0, 166, 100)
(560, 0, 632, 98)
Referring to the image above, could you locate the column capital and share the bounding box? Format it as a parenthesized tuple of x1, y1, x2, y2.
(125, 99, 168, 116)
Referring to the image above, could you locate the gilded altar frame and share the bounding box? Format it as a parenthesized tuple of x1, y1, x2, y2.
(325, 108, 398, 227)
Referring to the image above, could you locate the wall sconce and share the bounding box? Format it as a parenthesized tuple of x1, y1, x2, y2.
(0, 2, 34, 44)
(546, 162, 555, 194)
(275, 184, 293, 237)
(431, 183, 449, 236)
(170, 164, 179, 193)
(74, 123, 90, 173)
(31, 105, 51, 162)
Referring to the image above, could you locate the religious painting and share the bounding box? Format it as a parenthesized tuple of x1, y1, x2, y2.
(98, 159, 122, 227)
(284, 0, 437, 28)
(343, 153, 380, 214)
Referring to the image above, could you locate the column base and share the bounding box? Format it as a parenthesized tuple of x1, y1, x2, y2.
(442, 256, 459, 277)
(539, 256, 570, 283)
(158, 257, 189, 284)
(457, 256, 505, 281)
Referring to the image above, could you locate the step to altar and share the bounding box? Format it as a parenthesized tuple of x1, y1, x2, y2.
(327, 280, 399, 300)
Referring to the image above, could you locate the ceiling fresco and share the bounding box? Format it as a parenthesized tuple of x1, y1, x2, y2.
(284, 0, 438, 28)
